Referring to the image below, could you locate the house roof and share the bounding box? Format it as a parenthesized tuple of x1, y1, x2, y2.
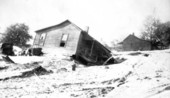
(35, 20, 111, 55)
(120, 34, 150, 44)
(81, 31, 111, 53)
(35, 20, 83, 33)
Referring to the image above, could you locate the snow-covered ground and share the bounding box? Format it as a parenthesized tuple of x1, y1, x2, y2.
(0, 49, 170, 98)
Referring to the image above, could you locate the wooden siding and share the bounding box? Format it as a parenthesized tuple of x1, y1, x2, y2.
(122, 35, 151, 51)
(34, 22, 81, 55)
(76, 32, 111, 64)
(33, 20, 113, 65)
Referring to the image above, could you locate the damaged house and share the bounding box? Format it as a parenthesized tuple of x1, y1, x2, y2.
(33, 20, 114, 65)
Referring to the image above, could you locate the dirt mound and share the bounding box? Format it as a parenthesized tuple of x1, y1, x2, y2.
(0, 66, 52, 81)
(20, 66, 52, 78)
(128, 52, 149, 57)
(0, 66, 8, 70)
(42, 57, 73, 73)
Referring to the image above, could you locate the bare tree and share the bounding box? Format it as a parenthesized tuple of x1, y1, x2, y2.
(141, 16, 161, 41)
(141, 16, 170, 49)
(140, 16, 161, 49)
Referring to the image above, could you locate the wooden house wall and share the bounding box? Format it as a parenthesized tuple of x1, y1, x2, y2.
(34, 22, 81, 55)
(137, 40, 151, 50)
(123, 36, 151, 51)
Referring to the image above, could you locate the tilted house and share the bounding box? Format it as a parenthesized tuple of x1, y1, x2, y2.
(120, 34, 151, 51)
(33, 20, 114, 65)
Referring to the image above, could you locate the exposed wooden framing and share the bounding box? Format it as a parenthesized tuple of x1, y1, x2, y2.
(103, 55, 113, 65)
(90, 40, 94, 56)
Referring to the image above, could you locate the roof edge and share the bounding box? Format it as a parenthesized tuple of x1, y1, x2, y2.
(123, 34, 150, 43)
(35, 19, 83, 33)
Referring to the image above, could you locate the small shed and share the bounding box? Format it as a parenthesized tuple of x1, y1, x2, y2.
(120, 34, 151, 51)
(33, 20, 114, 65)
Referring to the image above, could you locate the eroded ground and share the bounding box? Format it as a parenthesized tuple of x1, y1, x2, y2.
(0, 49, 170, 98)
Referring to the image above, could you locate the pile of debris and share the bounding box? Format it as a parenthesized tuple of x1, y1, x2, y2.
(0, 42, 43, 56)
(22, 47, 43, 56)
(19, 66, 52, 78)
(0, 66, 52, 81)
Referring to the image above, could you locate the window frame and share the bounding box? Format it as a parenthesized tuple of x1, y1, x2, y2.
(39, 33, 47, 46)
(59, 33, 69, 47)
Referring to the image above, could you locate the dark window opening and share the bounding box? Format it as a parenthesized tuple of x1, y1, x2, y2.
(60, 41, 66, 47)
(39, 33, 46, 46)
(60, 34, 68, 47)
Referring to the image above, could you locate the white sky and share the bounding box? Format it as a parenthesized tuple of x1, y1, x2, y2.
(0, 0, 170, 45)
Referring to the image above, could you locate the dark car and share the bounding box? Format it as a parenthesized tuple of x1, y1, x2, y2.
(1, 43, 14, 56)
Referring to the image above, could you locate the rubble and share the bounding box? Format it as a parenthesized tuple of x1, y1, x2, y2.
(128, 51, 149, 57)
(0, 49, 169, 98)
(19, 66, 52, 78)
(0, 66, 52, 81)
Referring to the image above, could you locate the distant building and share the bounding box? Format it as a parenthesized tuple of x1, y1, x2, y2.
(119, 34, 151, 51)
(33, 20, 114, 65)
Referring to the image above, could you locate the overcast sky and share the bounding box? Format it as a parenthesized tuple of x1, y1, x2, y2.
(0, 0, 170, 44)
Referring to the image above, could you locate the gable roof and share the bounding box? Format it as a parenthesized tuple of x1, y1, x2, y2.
(35, 20, 83, 33)
(123, 34, 139, 41)
(121, 34, 150, 43)
(119, 34, 150, 44)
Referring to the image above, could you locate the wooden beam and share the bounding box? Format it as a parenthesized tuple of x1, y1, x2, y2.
(90, 40, 95, 56)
